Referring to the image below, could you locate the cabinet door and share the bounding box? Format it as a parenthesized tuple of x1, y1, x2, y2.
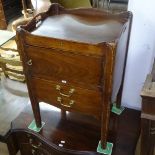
(24, 45, 103, 89)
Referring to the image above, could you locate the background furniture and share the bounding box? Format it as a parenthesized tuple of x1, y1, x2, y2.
(17, 3, 132, 149)
(51, 0, 92, 8)
(12, 0, 92, 31)
(0, 30, 25, 82)
(140, 61, 155, 155)
(12, 0, 51, 31)
(107, 0, 128, 9)
(0, 0, 22, 29)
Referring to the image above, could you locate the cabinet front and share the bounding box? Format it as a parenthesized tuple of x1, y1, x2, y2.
(24, 45, 103, 89)
(31, 78, 102, 117)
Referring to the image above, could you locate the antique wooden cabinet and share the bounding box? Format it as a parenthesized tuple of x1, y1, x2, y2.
(0, 0, 22, 29)
(16, 3, 132, 150)
(140, 61, 155, 155)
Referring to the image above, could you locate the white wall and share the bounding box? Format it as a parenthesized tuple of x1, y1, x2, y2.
(122, 0, 155, 110)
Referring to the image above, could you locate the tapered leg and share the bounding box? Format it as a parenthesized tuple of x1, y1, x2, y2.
(115, 83, 123, 109)
(30, 97, 42, 128)
(101, 100, 110, 149)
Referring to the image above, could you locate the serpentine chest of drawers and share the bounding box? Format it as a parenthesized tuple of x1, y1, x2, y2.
(16, 3, 132, 151)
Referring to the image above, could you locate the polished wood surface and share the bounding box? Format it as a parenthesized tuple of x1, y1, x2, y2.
(16, 3, 132, 149)
(31, 14, 123, 43)
(7, 104, 140, 155)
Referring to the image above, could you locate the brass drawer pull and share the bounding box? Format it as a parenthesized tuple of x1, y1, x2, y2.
(29, 138, 42, 149)
(56, 85, 75, 97)
(57, 97, 74, 108)
(32, 149, 35, 155)
(27, 59, 32, 66)
(31, 143, 41, 149)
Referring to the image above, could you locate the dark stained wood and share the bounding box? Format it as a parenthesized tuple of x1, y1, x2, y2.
(16, 3, 132, 149)
(110, 110, 141, 155)
(6, 105, 141, 155)
(0, 0, 7, 29)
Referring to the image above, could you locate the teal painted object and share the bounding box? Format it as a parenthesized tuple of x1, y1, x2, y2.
(97, 141, 113, 155)
(111, 103, 125, 115)
(28, 120, 45, 132)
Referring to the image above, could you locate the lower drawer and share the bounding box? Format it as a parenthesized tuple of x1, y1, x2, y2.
(20, 143, 53, 155)
(17, 133, 54, 155)
(30, 78, 102, 117)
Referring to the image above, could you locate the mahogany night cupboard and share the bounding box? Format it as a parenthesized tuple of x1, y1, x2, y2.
(16, 3, 132, 153)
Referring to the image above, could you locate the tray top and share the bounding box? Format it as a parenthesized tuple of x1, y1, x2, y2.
(32, 14, 124, 44)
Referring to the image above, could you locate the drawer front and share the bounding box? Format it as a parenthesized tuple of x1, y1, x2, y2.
(24, 45, 103, 89)
(16, 132, 83, 155)
(18, 135, 54, 155)
(20, 144, 52, 155)
(16, 133, 53, 155)
(30, 78, 102, 117)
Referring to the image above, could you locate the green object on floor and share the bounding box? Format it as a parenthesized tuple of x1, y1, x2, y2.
(111, 103, 125, 115)
(28, 120, 45, 132)
(97, 141, 113, 155)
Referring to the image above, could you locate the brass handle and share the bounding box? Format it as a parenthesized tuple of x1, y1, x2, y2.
(27, 59, 32, 66)
(32, 149, 35, 155)
(29, 139, 42, 149)
(56, 85, 75, 97)
(57, 97, 74, 108)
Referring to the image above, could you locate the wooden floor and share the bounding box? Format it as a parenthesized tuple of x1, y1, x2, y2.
(110, 109, 141, 155)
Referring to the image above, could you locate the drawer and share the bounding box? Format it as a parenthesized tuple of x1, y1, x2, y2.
(24, 45, 103, 89)
(19, 138, 52, 155)
(16, 133, 51, 155)
(20, 144, 52, 155)
(31, 78, 102, 117)
(16, 132, 80, 155)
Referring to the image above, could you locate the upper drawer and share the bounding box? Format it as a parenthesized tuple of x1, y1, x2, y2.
(30, 77, 102, 117)
(23, 45, 103, 89)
